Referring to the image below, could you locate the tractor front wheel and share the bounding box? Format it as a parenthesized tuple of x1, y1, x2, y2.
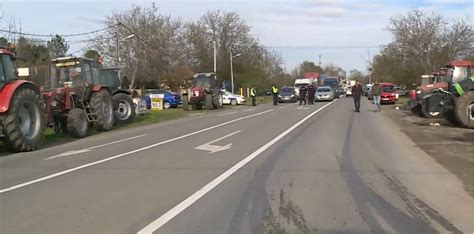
(67, 108, 88, 138)
(454, 91, 474, 129)
(0, 87, 45, 152)
(113, 93, 135, 124)
(91, 90, 114, 131)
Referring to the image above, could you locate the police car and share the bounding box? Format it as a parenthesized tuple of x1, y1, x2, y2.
(221, 89, 246, 105)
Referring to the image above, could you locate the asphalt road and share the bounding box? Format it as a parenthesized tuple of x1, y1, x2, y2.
(1, 98, 473, 233)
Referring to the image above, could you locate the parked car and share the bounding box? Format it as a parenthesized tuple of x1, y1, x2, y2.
(315, 86, 335, 102)
(144, 89, 181, 109)
(221, 89, 246, 105)
(380, 83, 397, 104)
(278, 86, 297, 103)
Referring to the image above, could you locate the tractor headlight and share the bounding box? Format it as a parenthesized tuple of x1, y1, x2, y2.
(51, 100, 58, 108)
(416, 90, 421, 94)
(290, 94, 295, 97)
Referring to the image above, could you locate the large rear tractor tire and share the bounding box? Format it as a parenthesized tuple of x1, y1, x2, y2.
(67, 108, 88, 138)
(213, 94, 223, 109)
(91, 90, 114, 131)
(0, 87, 45, 152)
(421, 102, 441, 118)
(113, 93, 135, 124)
(206, 95, 213, 110)
(454, 91, 474, 129)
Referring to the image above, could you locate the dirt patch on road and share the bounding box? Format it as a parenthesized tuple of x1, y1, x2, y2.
(384, 106, 474, 197)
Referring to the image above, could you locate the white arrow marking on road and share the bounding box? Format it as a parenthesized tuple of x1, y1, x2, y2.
(195, 130, 241, 154)
(45, 134, 148, 160)
(297, 106, 309, 110)
(48, 149, 91, 158)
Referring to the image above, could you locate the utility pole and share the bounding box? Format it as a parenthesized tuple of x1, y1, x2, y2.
(115, 20, 121, 85)
(318, 54, 322, 67)
(230, 51, 234, 94)
(213, 41, 217, 73)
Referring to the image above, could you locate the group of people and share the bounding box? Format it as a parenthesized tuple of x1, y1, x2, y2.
(297, 84, 316, 105)
(351, 81, 383, 112)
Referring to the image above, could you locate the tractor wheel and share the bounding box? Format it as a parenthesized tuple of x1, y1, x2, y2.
(446, 109, 459, 126)
(0, 87, 45, 152)
(206, 95, 213, 110)
(91, 90, 114, 131)
(53, 117, 68, 134)
(213, 94, 224, 109)
(67, 108, 88, 138)
(191, 103, 197, 110)
(113, 93, 135, 124)
(454, 91, 474, 129)
(421, 102, 441, 118)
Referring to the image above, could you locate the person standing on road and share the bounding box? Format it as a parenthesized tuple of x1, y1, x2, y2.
(250, 86, 257, 106)
(307, 84, 315, 105)
(352, 80, 363, 112)
(272, 85, 279, 106)
(372, 81, 382, 112)
(299, 85, 308, 105)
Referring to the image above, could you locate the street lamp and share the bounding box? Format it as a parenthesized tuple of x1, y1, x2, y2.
(121, 34, 135, 42)
(116, 33, 136, 89)
(230, 52, 242, 94)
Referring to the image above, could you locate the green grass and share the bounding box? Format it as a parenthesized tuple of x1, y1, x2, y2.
(246, 96, 273, 106)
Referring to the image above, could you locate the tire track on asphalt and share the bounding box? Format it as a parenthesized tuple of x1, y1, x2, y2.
(340, 113, 439, 233)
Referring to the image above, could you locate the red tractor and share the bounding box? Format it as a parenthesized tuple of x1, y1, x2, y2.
(424, 60, 474, 128)
(42, 56, 114, 138)
(408, 70, 450, 118)
(0, 44, 46, 152)
(189, 73, 223, 110)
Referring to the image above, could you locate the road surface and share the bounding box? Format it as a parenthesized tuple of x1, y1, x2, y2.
(1, 98, 473, 233)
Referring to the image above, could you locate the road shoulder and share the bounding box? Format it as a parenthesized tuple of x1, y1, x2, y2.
(383, 106, 474, 198)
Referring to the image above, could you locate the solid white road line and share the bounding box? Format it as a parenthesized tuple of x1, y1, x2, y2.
(44, 134, 149, 160)
(137, 100, 337, 234)
(0, 109, 274, 194)
(218, 111, 238, 117)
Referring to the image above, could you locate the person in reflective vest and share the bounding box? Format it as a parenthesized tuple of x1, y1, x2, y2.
(250, 87, 257, 106)
(272, 85, 279, 106)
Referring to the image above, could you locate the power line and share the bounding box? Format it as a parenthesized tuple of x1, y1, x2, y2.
(265, 45, 383, 50)
(0, 25, 115, 38)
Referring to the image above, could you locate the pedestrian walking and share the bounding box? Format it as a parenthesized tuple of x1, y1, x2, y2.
(372, 81, 382, 112)
(250, 86, 257, 106)
(307, 84, 315, 105)
(299, 85, 307, 105)
(272, 85, 279, 106)
(352, 81, 363, 112)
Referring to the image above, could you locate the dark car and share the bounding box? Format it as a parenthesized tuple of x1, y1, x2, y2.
(144, 89, 181, 109)
(278, 86, 297, 103)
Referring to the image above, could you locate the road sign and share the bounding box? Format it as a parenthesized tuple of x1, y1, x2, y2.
(150, 94, 164, 110)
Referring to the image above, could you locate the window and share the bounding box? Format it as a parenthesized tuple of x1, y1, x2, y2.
(2, 55, 14, 81)
(383, 85, 395, 92)
(0, 55, 5, 85)
(84, 63, 93, 84)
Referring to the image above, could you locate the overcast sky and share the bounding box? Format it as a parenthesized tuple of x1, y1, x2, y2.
(1, 0, 473, 74)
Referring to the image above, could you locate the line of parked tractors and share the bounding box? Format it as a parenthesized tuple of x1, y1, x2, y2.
(0, 44, 137, 153)
(407, 60, 474, 129)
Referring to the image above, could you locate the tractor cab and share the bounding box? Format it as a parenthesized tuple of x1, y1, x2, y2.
(0, 46, 17, 89)
(46, 57, 97, 91)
